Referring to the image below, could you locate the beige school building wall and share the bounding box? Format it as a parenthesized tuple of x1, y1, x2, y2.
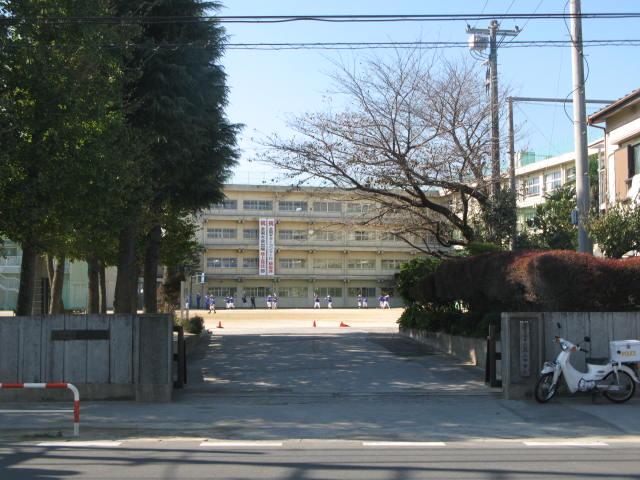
(194, 184, 432, 308)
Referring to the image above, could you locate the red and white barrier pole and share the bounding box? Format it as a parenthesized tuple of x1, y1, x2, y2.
(0, 382, 80, 436)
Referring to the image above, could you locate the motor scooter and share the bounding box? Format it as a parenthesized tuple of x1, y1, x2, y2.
(535, 332, 639, 403)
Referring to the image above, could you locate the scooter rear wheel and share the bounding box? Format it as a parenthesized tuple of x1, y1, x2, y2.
(602, 371, 636, 403)
(535, 373, 557, 403)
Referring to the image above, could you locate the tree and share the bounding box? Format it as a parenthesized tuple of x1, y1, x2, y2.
(112, 0, 238, 314)
(0, 0, 140, 314)
(526, 185, 578, 251)
(588, 202, 640, 258)
(261, 51, 508, 252)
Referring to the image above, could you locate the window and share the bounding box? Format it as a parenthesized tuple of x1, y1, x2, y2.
(278, 230, 308, 241)
(566, 167, 576, 182)
(347, 287, 377, 297)
(278, 286, 308, 297)
(313, 201, 342, 213)
(279, 258, 306, 269)
(242, 257, 258, 269)
(347, 259, 376, 270)
(313, 230, 343, 242)
(279, 200, 308, 212)
(379, 232, 400, 242)
(524, 176, 540, 197)
(244, 287, 268, 298)
(313, 258, 343, 269)
(315, 287, 343, 298)
(350, 231, 374, 241)
(381, 259, 406, 270)
(346, 203, 372, 214)
(208, 287, 237, 297)
(212, 199, 237, 210)
(632, 143, 640, 177)
(545, 171, 562, 192)
(243, 200, 273, 211)
(207, 257, 237, 269)
(243, 229, 258, 240)
(207, 228, 236, 240)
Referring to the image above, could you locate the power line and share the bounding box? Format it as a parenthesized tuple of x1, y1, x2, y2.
(1, 12, 640, 25)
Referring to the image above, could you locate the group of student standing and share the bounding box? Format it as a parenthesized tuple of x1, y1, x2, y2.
(195, 292, 392, 311)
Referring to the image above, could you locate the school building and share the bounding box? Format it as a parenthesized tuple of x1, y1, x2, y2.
(195, 184, 436, 308)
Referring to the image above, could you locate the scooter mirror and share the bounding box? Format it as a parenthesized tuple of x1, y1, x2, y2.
(584, 336, 591, 342)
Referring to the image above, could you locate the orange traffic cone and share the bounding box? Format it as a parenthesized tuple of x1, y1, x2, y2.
(217, 321, 224, 329)
(313, 320, 317, 327)
(340, 321, 350, 328)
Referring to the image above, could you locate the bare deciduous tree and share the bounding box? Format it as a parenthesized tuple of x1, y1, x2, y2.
(261, 51, 506, 253)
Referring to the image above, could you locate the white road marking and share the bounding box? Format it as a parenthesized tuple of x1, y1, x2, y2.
(523, 441, 609, 447)
(363, 441, 447, 447)
(0, 410, 72, 414)
(200, 441, 283, 448)
(37, 441, 122, 447)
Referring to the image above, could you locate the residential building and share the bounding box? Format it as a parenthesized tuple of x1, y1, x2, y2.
(588, 88, 640, 207)
(195, 184, 435, 308)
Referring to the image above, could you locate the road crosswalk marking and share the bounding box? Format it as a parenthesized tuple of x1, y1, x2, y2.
(200, 441, 283, 448)
(523, 441, 609, 447)
(37, 441, 122, 447)
(362, 441, 447, 447)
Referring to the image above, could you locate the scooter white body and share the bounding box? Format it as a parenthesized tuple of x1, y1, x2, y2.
(538, 337, 639, 399)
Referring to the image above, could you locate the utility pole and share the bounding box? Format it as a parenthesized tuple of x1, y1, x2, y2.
(569, 0, 592, 254)
(467, 21, 519, 199)
(507, 97, 516, 249)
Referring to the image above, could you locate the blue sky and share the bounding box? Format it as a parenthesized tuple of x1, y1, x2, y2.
(219, 1, 640, 184)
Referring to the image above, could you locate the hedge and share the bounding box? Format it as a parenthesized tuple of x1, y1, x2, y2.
(416, 250, 640, 312)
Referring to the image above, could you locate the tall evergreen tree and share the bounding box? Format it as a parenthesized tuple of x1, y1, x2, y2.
(113, 0, 238, 313)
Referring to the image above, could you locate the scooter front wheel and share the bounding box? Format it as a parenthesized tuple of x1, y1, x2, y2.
(602, 371, 636, 403)
(535, 373, 558, 403)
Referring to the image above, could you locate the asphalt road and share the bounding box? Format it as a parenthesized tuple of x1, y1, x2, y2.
(2, 439, 640, 479)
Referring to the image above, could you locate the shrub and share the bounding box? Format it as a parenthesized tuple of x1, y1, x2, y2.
(398, 305, 499, 338)
(179, 315, 204, 335)
(415, 250, 640, 312)
(397, 256, 441, 304)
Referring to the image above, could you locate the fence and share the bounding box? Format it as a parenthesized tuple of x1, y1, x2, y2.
(0, 314, 173, 401)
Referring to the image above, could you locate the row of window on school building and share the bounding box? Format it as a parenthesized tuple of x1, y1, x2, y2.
(205, 257, 407, 270)
(210, 199, 374, 214)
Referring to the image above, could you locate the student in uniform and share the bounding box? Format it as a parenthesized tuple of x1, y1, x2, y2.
(229, 296, 235, 309)
(378, 295, 384, 309)
(357, 294, 362, 308)
(250, 295, 256, 308)
(326, 295, 333, 309)
(266, 294, 272, 309)
(362, 297, 368, 308)
(313, 294, 321, 309)
(209, 296, 216, 314)
(272, 294, 278, 309)
(383, 294, 390, 309)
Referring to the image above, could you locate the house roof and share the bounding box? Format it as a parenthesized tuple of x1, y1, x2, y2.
(588, 88, 640, 124)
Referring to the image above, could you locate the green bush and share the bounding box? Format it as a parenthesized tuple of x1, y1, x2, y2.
(179, 315, 204, 335)
(463, 241, 504, 256)
(398, 305, 499, 338)
(397, 256, 441, 304)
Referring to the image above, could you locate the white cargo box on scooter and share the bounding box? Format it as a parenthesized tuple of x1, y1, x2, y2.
(610, 340, 640, 363)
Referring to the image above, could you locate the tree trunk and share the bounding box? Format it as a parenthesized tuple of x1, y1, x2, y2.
(49, 255, 66, 314)
(99, 261, 107, 314)
(87, 256, 100, 314)
(46, 255, 55, 286)
(16, 242, 37, 316)
(161, 264, 182, 313)
(114, 221, 139, 314)
(143, 223, 162, 313)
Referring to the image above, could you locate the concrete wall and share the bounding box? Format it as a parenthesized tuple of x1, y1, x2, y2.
(401, 328, 494, 370)
(501, 312, 640, 400)
(0, 314, 173, 401)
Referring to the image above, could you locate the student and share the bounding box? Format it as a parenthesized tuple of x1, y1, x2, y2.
(362, 297, 368, 308)
(357, 294, 362, 309)
(250, 295, 256, 309)
(326, 295, 333, 309)
(272, 294, 278, 309)
(242, 294, 247, 308)
(209, 296, 216, 314)
(229, 296, 235, 309)
(266, 294, 272, 309)
(313, 294, 321, 309)
(196, 293, 201, 309)
(383, 294, 390, 309)
(378, 295, 384, 309)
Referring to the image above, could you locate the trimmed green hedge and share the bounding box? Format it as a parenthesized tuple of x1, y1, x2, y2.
(398, 304, 499, 338)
